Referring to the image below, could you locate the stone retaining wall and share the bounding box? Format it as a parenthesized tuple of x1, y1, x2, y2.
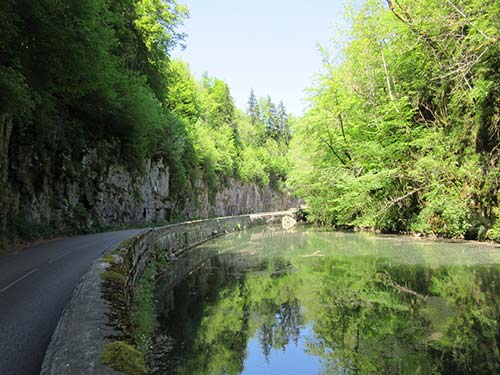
(41, 211, 294, 375)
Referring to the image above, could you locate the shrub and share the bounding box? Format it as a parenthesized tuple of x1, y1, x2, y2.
(101, 341, 146, 375)
(486, 207, 500, 241)
(411, 192, 472, 238)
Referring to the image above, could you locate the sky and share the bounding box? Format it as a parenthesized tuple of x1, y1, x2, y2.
(172, 0, 349, 116)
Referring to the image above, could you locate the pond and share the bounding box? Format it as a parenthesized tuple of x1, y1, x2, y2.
(149, 225, 500, 375)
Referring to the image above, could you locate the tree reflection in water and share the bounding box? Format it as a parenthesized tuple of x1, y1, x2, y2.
(150, 228, 500, 375)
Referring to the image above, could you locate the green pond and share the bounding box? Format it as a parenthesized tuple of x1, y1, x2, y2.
(150, 226, 500, 375)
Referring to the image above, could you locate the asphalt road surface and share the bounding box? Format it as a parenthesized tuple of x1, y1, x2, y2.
(0, 229, 145, 375)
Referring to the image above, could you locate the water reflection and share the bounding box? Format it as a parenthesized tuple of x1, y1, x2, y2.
(150, 227, 500, 375)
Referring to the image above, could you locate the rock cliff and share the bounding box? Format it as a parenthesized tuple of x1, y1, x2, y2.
(0, 134, 298, 242)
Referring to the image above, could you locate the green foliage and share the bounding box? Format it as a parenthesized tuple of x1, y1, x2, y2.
(290, 0, 500, 238)
(0, 67, 34, 122)
(200, 74, 236, 130)
(486, 207, 500, 240)
(1, 0, 293, 243)
(247, 89, 260, 126)
(0, 0, 193, 195)
(238, 147, 269, 185)
(166, 60, 201, 122)
(101, 341, 146, 375)
(411, 191, 472, 238)
(8, 215, 56, 241)
(167, 64, 292, 193)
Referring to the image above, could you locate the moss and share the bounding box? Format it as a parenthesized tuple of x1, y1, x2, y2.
(129, 265, 157, 354)
(101, 270, 126, 287)
(101, 341, 146, 375)
(130, 245, 169, 353)
(100, 241, 169, 373)
(100, 248, 131, 335)
(101, 255, 115, 264)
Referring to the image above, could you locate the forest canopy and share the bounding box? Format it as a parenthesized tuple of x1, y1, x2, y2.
(289, 0, 500, 239)
(0, 0, 291, 207)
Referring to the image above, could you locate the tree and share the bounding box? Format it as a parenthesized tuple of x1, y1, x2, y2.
(264, 96, 279, 140)
(200, 74, 236, 130)
(133, 0, 188, 99)
(247, 89, 261, 126)
(166, 60, 201, 122)
(289, 0, 500, 237)
(277, 100, 291, 144)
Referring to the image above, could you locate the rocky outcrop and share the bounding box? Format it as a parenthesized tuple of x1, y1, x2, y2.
(196, 178, 298, 217)
(1, 138, 299, 240)
(89, 157, 172, 227)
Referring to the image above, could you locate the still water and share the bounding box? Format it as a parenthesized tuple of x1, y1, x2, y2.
(151, 226, 500, 375)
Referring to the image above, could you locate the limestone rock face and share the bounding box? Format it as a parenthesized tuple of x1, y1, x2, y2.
(92, 160, 171, 227)
(2, 146, 299, 238)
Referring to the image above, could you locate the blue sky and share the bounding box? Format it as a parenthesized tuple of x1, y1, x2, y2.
(172, 0, 349, 116)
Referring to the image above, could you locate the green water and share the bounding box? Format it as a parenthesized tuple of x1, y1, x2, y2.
(151, 226, 500, 375)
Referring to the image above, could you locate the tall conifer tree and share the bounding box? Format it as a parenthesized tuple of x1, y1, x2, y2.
(247, 89, 260, 126)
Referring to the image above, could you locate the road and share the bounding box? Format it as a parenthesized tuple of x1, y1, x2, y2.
(0, 229, 145, 375)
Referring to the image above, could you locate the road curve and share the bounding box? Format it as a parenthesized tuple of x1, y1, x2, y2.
(0, 229, 145, 375)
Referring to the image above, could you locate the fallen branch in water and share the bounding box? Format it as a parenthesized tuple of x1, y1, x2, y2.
(381, 270, 427, 300)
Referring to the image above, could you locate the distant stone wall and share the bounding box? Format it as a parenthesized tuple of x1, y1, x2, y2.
(41, 211, 295, 375)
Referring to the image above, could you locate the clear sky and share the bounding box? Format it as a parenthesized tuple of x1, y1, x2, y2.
(172, 0, 348, 116)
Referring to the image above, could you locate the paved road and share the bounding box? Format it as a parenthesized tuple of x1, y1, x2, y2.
(0, 229, 145, 375)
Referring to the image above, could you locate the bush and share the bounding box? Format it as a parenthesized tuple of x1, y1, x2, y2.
(411, 192, 472, 238)
(486, 207, 500, 241)
(9, 215, 55, 241)
(101, 341, 146, 375)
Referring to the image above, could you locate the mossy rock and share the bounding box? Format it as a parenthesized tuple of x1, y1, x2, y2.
(101, 341, 146, 375)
